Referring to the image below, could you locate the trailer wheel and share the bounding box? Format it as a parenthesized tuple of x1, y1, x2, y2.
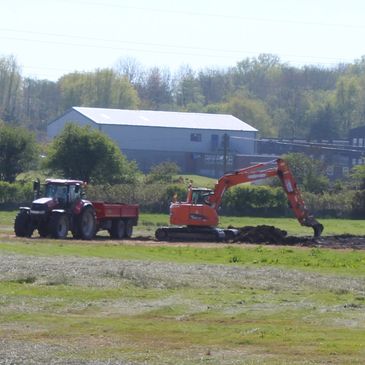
(78, 206, 96, 240)
(50, 213, 69, 239)
(124, 219, 133, 238)
(111, 219, 125, 239)
(14, 211, 34, 238)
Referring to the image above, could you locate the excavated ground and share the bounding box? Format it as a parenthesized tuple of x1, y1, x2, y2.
(230, 225, 365, 250)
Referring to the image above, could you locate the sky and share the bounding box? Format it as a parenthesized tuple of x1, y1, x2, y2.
(2, 0, 365, 81)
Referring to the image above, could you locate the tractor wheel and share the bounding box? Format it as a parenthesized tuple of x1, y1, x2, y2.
(78, 206, 96, 240)
(110, 219, 125, 239)
(14, 211, 34, 238)
(38, 223, 49, 238)
(124, 219, 134, 238)
(50, 213, 69, 239)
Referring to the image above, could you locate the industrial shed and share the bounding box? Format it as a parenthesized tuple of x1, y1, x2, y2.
(47, 107, 258, 176)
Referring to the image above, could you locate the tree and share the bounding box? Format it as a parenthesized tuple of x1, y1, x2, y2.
(58, 69, 139, 110)
(0, 124, 38, 182)
(45, 124, 138, 184)
(137, 67, 173, 109)
(308, 102, 340, 140)
(174, 65, 204, 109)
(0, 55, 22, 122)
(281, 153, 329, 193)
(224, 94, 276, 137)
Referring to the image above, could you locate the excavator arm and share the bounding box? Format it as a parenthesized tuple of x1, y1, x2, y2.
(209, 158, 323, 237)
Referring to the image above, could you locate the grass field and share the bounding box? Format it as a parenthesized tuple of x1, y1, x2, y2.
(1, 211, 365, 364)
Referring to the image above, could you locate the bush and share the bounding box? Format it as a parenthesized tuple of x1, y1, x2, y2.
(221, 185, 288, 217)
(0, 181, 33, 208)
(86, 183, 187, 213)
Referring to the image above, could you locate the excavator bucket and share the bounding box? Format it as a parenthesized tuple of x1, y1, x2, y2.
(304, 217, 324, 238)
(312, 222, 324, 238)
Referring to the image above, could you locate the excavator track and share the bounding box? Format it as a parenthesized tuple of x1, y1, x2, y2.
(155, 226, 226, 242)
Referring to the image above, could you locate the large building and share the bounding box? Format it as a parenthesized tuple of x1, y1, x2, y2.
(47, 107, 258, 176)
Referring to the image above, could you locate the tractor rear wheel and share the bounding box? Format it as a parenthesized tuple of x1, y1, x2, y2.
(14, 211, 34, 238)
(78, 206, 96, 240)
(50, 213, 69, 239)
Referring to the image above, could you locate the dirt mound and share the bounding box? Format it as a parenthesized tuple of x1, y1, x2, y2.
(233, 225, 286, 244)
(232, 225, 365, 249)
(233, 225, 312, 245)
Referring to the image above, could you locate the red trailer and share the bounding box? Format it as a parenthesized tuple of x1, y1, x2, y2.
(93, 201, 139, 239)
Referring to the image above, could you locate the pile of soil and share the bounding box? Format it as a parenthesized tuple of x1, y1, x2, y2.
(232, 225, 365, 249)
(233, 225, 290, 244)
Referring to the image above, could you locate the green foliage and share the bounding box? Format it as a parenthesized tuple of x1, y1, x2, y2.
(282, 153, 329, 193)
(45, 123, 138, 184)
(221, 185, 288, 216)
(58, 69, 140, 110)
(223, 94, 276, 137)
(145, 162, 181, 183)
(87, 182, 187, 213)
(0, 181, 33, 205)
(0, 125, 38, 182)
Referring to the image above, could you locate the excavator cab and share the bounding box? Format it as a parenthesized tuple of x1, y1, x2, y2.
(190, 188, 214, 205)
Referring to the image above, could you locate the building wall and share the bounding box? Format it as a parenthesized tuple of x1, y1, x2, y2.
(47, 110, 96, 137)
(100, 124, 256, 155)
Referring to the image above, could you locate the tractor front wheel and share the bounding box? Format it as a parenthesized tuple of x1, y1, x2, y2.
(14, 211, 34, 238)
(50, 213, 69, 239)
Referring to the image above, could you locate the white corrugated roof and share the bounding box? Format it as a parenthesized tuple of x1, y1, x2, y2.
(73, 107, 258, 132)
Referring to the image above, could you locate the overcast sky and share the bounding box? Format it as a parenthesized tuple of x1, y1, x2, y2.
(2, 0, 365, 80)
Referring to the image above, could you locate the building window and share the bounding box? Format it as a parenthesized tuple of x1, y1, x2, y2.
(360, 138, 364, 147)
(211, 134, 219, 150)
(191, 133, 202, 142)
(353, 138, 358, 146)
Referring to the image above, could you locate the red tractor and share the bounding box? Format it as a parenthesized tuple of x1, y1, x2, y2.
(14, 179, 139, 240)
(14, 179, 97, 239)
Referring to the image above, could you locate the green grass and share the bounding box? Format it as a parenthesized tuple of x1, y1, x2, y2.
(173, 174, 217, 188)
(1, 276, 365, 364)
(1, 239, 365, 276)
(1, 211, 365, 363)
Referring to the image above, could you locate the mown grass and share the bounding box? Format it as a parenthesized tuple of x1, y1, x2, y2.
(1, 211, 365, 363)
(1, 239, 365, 276)
(0, 278, 364, 364)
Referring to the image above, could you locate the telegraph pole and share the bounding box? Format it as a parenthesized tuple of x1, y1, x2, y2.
(223, 133, 229, 173)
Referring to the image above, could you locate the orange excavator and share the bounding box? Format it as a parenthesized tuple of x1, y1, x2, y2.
(155, 158, 323, 241)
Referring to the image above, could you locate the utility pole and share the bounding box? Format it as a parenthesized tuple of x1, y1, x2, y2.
(223, 133, 229, 173)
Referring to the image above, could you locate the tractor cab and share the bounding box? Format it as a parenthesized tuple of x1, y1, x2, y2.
(34, 179, 85, 208)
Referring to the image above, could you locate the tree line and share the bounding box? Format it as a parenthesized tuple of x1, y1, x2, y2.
(3, 53, 365, 139)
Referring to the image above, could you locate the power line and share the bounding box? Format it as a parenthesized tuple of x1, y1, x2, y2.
(40, 0, 365, 31)
(0, 30, 356, 67)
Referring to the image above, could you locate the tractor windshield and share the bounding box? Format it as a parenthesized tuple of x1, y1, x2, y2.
(45, 184, 68, 201)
